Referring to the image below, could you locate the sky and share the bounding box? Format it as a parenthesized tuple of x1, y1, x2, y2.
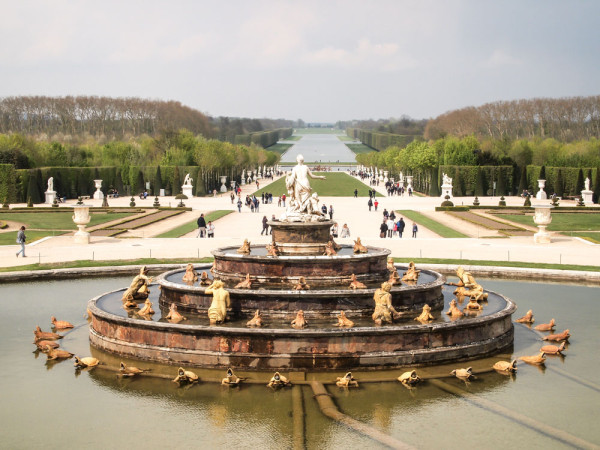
(1, 0, 599, 123)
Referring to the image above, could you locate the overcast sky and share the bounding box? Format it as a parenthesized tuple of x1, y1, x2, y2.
(1, 0, 598, 122)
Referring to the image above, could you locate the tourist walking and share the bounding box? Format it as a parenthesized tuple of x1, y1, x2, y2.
(397, 217, 405, 238)
(368, 198, 373, 211)
(331, 222, 338, 238)
(237, 198, 242, 212)
(386, 217, 395, 238)
(374, 199, 379, 211)
(412, 222, 418, 238)
(197, 214, 207, 238)
(16, 226, 26, 257)
(379, 219, 388, 238)
(328, 205, 334, 220)
(230, 192, 235, 204)
(207, 221, 215, 238)
(340, 223, 351, 238)
(261, 216, 269, 235)
(354, 189, 358, 198)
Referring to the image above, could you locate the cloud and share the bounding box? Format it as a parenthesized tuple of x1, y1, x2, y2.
(483, 49, 522, 68)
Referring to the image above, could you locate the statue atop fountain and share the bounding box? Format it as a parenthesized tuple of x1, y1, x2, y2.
(283, 154, 326, 222)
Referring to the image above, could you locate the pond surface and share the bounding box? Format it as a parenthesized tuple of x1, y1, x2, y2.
(280, 133, 357, 164)
(1, 276, 599, 449)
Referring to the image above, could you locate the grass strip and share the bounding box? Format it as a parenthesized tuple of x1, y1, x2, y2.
(396, 210, 468, 238)
(0, 230, 67, 245)
(496, 213, 600, 231)
(337, 136, 354, 141)
(0, 257, 214, 273)
(254, 172, 383, 197)
(0, 211, 136, 230)
(1, 256, 597, 273)
(154, 210, 232, 238)
(265, 143, 294, 154)
(391, 257, 600, 273)
(282, 136, 302, 141)
(344, 143, 374, 154)
(560, 231, 600, 243)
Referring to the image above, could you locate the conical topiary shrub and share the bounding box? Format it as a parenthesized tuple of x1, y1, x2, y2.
(153, 196, 160, 208)
(498, 196, 506, 207)
(130, 196, 136, 207)
(441, 195, 454, 207)
(27, 196, 33, 208)
(473, 196, 480, 206)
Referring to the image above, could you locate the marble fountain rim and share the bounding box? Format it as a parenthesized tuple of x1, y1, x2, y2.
(155, 263, 447, 297)
(88, 286, 516, 337)
(210, 244, 391, 260)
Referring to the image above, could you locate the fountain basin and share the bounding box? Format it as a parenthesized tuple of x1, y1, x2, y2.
(88, 279, 515, 370)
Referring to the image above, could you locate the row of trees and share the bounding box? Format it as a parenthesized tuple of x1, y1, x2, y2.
(425, 96, 600, 142)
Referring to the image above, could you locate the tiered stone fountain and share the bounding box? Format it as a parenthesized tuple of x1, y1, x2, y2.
(88, 155, 515, 370)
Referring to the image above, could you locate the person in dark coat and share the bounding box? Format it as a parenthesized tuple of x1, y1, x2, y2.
(261, 216, 269, 235)
(397, 217, 406, 238)
(196, 214, 207, 238)
(379, 220, 388, 238)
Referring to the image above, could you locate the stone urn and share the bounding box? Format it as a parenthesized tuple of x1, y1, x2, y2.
(406, 175, 414, 192)
(72, 205, 91, 244)
(533, 205, 552, 244)
(536, 179, 547, 200)
(220, 176, 227, 193)
(93, 179, 104, 200)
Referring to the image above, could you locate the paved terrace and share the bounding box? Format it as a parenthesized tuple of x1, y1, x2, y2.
(1, 173, 598, 268)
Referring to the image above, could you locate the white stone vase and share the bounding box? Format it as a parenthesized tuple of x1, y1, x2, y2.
(220, 176, 227, 193)
(533, 205, 552, 244)
(93, 179, 104, 200)
(73, 205, 91, 244)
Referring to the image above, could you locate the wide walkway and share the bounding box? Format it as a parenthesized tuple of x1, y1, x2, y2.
(0, 172, 598, 268)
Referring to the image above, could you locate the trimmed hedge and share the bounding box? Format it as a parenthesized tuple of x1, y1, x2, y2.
(0, 164, 17, 203)
(234, 128, 293, 147)
(346, 128, 415, 152)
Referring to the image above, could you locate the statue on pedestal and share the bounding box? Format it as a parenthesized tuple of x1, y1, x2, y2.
(284, 154, 326, 222)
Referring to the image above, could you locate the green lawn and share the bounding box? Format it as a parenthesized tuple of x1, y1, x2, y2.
(254, 172, 383, 197)
(0, 211, 135, 230)
(155, 210, 232, 238)
(496, 213, 600, 231)
(559, 231, 600, 243)
(282, 135, 302, 141)
(265, 143, 294, 154)
(337, 135, 354, 141)
(294, 128, 343, 134)
(344, 143, 374, 154)
(396, 210, 468, 238)
(0, 230, 67, 245)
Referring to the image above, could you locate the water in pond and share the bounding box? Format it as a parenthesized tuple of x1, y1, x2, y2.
(1, 276, 599, 448)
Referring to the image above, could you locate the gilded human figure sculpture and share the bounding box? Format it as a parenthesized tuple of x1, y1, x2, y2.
(451, 266, 488, 301)
(372, 282, 400, 325)
(121, 266, 152, 302)
(401, 261, 420, 282)
(206, 280, 231, 324)
(387, 257, 395, 273)
(284, 154, 326, 221)
(182, 263, 198, 283)
(237, 239, 251, 254)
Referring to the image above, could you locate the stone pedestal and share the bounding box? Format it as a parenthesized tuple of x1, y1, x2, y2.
(269, 220, 335, 255)
(93, 179, 104, 200)
(45, 191, 56, 205)
(219, 176, 227, 193)
(182, 185, 193, 198)
(533, 205, 552, 244)
(72, 205, 91, 244)
(406, 176, 413, 192)
(536, 179, 547, 200)
(581, 190, 593, 206)
(440, 183, 453, 199)
(159, 189, 165, 197)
